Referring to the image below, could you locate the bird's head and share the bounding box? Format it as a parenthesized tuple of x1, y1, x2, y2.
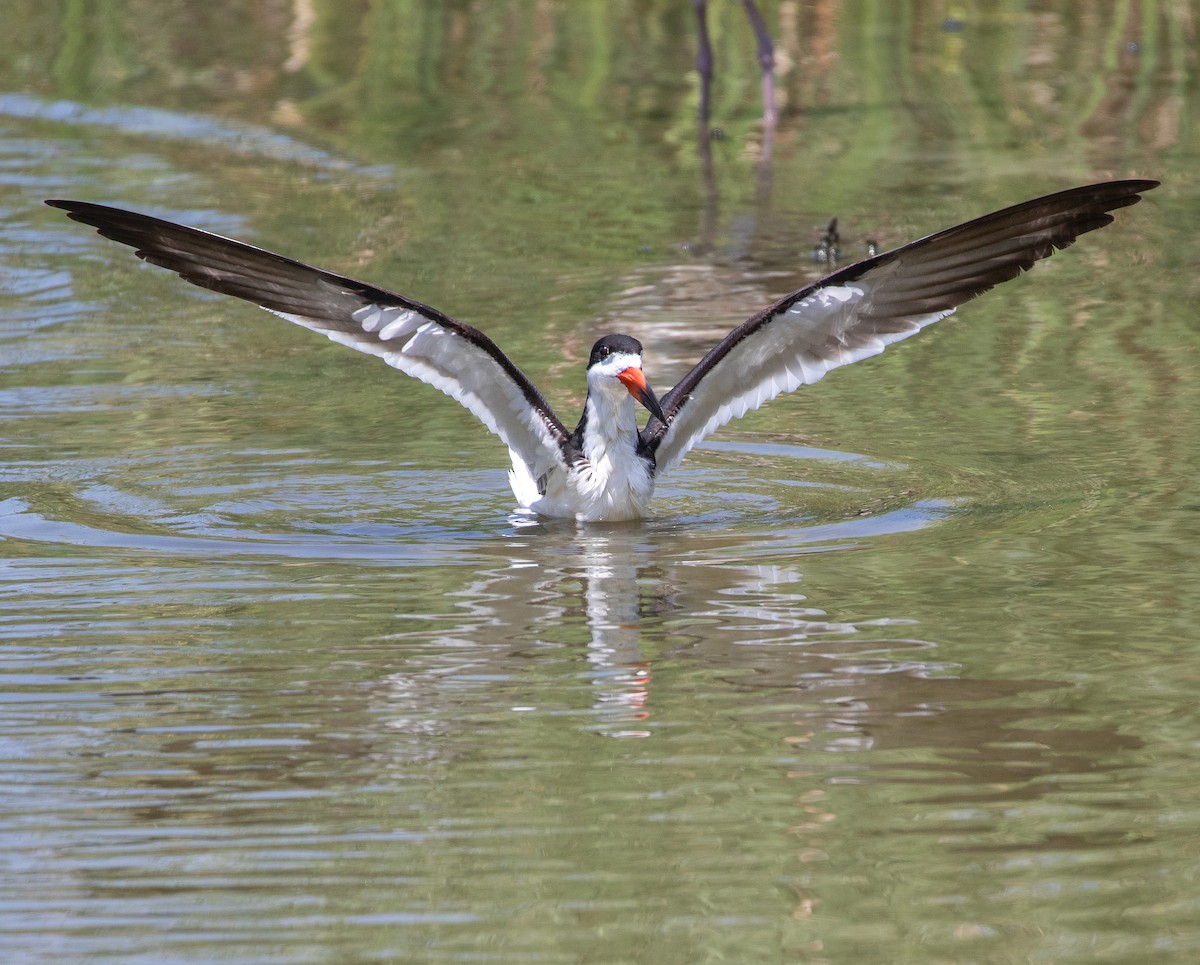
(586, 334, 665, 424)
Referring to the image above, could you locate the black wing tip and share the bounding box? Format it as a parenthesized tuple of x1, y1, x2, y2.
(1086, 177, 1159, 192)
(1107, 177, 1159, 193)
(46, 198, 124, 209)
(1055, 178, 1159, 201)
(45, 199, 171, 245)
(45, 198, 111, 219)
(45, 198, 97, 225)
(1075, 178, 1159, 211)
(1040, 179, 1157, 225)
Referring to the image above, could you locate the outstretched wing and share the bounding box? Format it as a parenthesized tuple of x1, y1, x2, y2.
(46, 200, 572, 480)
(644, 179, 1158, 474)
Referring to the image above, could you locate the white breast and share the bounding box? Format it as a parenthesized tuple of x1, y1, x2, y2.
(509, 386, 655, 522)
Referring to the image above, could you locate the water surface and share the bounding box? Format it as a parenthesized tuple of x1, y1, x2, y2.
(3, 2, 1199, 962)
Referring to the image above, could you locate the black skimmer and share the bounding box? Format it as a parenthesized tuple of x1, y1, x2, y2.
(47, 180, 1156, 522)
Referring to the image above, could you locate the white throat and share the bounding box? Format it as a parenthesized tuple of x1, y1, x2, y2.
(507, 351, 657, 523)
(582, 373, 641, 457)
(572, 384, 653, 521)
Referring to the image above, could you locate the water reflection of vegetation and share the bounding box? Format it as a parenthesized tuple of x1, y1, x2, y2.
(19, 3, 1187, 169)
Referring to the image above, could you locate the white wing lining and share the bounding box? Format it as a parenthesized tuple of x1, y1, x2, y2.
(272, 305, 567, 484)
(654, 278, 952, 474)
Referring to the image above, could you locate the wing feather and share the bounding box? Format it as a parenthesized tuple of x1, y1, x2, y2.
(645, 179, 1157, 473)
(45, 200, 571, 480)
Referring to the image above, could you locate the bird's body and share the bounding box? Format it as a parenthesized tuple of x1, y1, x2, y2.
(508, 336, 660, 522)
(47, 180, 1157, 522)
(516, 396, 652, 523)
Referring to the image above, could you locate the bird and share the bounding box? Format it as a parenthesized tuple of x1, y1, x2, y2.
(47, 179, 1157, 522)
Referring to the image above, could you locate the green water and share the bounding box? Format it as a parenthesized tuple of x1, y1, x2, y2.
(3, 2, 1199, 962)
